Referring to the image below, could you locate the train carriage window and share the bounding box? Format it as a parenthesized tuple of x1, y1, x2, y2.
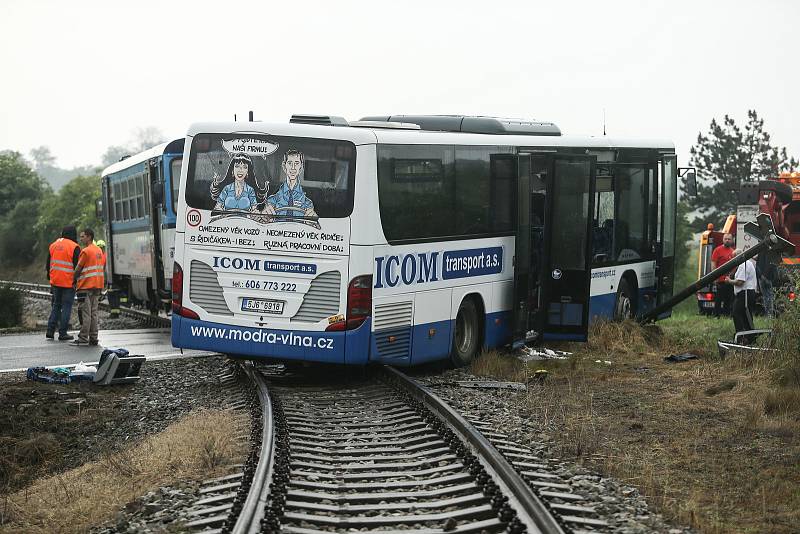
(140, 174, 149, 217)
(128, 178, 135, 218)
(123, 193, 130, 220)
(136, 176, 143, 218)
(120, 180, 131, 221)
(113, 182, 121, 215)
(170, 158, 183, 214)
(133, 175, 141, 219)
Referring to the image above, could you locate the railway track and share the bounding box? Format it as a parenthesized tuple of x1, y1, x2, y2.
(187, 362, 612, 534)
(2, 279, 171, 328)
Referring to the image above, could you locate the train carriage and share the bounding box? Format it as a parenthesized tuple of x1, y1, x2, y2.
(100, 139, 184, 312)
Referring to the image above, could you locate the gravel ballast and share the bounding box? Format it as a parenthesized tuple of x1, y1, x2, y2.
(412, 366, 694, 534)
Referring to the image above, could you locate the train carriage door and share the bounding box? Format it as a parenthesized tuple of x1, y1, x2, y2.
(101, 176, 115, 282)
(146, 157, 165, 310)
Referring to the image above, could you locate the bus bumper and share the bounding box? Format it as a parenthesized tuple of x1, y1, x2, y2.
(171, 315, 371, 365)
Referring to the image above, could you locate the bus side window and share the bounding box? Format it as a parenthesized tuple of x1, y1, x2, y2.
(614, 167, 646, 259)
(378, 144, 515, 242)
(592, 175, 614, 262)
(489, 153, 516, 233)
(378, 145, 455, 240)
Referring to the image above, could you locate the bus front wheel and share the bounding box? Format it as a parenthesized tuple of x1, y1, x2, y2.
(451, 298, 481, 367)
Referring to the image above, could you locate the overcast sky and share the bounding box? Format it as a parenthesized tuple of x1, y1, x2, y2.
(1, 0, 797, 170)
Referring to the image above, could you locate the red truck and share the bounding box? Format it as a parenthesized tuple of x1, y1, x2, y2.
(696, 175, 798, 314)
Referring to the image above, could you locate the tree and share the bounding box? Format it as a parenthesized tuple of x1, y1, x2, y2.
(132, 126, 167, 152)
(0, 199, 42, 266)
(29, 145, 57, 171)
(0, 151, 50, 216)
(101, 145, 131, 167)
(685, 110, 798, 230)
(0, 153, 50, 267)
(673, 201, 698, 312)
(36, 174, 102, 250)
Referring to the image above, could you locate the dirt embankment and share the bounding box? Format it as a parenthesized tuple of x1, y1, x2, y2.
(0, 356, 246, 532)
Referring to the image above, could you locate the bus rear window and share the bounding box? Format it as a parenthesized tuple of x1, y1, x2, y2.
(185, 134, 355, 218)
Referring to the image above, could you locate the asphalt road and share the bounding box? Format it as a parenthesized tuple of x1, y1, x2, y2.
(0, 329, 217, 372)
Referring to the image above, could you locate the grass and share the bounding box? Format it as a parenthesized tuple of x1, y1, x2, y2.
(469, 304, 800, 533)
(0, 409, 246, 533)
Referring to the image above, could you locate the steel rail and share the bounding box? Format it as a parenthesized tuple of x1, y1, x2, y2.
(385, 366, 567, 534)
(2, 279, 171, 328)
(233, 361, 277, 534)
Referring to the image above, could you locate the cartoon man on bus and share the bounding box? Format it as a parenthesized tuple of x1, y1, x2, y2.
(210, 153, 265, 212)
(265, 149, 317, 219)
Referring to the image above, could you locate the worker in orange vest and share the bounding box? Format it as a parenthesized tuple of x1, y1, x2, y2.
(76, 239, 108, 329)
(96, 239, 107, 267)
(46, 225, 80, 341)
(72, 228, 105, 346)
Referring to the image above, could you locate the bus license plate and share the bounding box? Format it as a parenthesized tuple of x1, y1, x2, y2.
(241, 298, 285, 314)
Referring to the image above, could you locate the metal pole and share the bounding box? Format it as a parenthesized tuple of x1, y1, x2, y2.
(640, 241, 766, 324)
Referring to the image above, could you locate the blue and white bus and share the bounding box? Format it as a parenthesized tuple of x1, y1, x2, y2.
(101, 139, 184, 312)
(171, 115, 678, 366)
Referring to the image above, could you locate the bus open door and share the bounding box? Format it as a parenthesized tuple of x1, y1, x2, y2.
(512, 153, 596, 346)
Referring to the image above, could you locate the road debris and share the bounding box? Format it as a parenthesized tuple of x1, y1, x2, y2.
(517, 347, 572, 361)
(664, 353, 698, 363)
(456, 380, 526, 391)
(26, 366, 71, 384)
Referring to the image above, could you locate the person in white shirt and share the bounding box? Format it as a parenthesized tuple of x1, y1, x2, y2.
(729, 250, 758, 342)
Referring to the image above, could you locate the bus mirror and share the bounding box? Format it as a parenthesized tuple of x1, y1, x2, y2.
(680, 167, 697, 197)
(95, 199, 103, 220)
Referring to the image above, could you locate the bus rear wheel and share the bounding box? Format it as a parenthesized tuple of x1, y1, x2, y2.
(614, 279, 635, 321)
(451, 298, 481, 367)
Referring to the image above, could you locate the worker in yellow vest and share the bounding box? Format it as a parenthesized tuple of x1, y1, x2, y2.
(72, 228, 105, 346)
(46, 225, 80, 340)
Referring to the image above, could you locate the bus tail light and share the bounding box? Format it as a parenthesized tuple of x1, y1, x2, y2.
(171, 262, 200, 320)
(327, 275, 372, 331)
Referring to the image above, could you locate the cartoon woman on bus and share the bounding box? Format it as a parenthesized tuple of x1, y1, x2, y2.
(265, 149, 317, 218)
(210, 153, 266, 211)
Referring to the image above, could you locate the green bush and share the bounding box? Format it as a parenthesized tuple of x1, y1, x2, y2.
(0, 284, 23, 328)
(770, 271, 800, 388)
